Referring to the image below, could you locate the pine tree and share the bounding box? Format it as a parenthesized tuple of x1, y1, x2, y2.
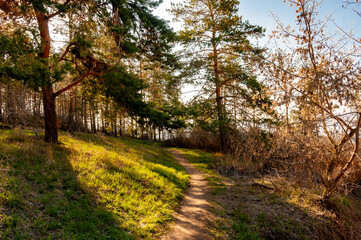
(172, 0, 265, 152)
(0, 0, 174, 143)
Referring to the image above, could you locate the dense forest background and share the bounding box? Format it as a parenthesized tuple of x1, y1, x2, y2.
(1, 0, 361, 205)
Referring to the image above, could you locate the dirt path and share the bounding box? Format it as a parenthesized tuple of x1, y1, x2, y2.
(161, 149, 215, 240)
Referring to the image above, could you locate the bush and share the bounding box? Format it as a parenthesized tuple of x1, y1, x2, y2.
(167, 126, 361, 198)
(165, 128, 221, 152)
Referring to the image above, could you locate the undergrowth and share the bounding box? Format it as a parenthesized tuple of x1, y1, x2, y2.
(177, 148, 361, 240)
(0, 129, 189, 239)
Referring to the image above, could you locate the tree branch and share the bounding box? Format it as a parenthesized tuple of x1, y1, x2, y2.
(58, 43, 74, 62)
(54, 66, 94, 97)
(48, 0, 72, 19)
(310, 100, 353, 131)
(321, 108, 337, 150)
(327, 113, 361, 197)
(90, 71, 105, 83)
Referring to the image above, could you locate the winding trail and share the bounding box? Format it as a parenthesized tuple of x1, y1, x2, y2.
(162, 149, 215, 240)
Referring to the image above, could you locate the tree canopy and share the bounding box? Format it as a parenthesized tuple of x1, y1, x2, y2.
(0, 0, 184, 142)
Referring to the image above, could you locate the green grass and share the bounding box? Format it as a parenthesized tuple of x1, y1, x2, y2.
(177, 148, 215, 174)
(176, 149, 227, 196)
(0, 129, 189, 239)
(231, 209, 261, 240)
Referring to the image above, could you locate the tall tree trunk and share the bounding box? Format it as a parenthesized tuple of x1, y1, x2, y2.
(213, 43, 226, 153)
(43, 86, 58, 143)
(90, 101, 96, 133)
(140, 117, 144, 138)
(101, 107, 105, 132)
(210, 9, 227, 153)
(119, 114, 122, 136)
(153, 123, 156, 141)
(113, 112, 117, 137)
(95, 102, 99, 132)
(131, 117, 134, 137)
(68, 88, 75, 132)
(32, 93, 36, 117)
(93, 103, 97, 133)
(83, 100, 88, 131)
(0, 84, 2, 122)
(216, 83, 226, 152)
(90, 105, 94, 133)
(36, 9, 58, 143)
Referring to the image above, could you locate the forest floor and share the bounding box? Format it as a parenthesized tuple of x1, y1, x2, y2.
(1, 129, 361, 239)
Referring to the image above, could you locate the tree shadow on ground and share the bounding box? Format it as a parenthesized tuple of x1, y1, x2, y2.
(72, 132, 189, 190)
(64, 132, 190, 238)
(0, 131, 133, 239)
(221, 180, 349, 240)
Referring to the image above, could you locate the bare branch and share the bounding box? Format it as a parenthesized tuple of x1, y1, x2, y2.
(327, 113, 361, 196)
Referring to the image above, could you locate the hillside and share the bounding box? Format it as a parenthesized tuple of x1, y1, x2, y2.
(0, 129, 189, 239)
(1, 129, 361, 239)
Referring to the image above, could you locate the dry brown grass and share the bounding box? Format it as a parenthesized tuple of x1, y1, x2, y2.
(169, 126, 361, 239)
(212, 174, 361, 240)
(202, 128, 361, 200)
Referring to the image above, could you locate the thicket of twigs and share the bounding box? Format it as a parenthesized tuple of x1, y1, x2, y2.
(166, 127, 361, 200)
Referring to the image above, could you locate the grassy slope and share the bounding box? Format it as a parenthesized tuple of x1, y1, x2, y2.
(0, 130, 189, 239)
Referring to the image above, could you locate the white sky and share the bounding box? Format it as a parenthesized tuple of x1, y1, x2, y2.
(153, 0, 183, 31)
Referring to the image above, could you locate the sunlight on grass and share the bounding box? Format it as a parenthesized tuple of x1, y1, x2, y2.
(0, 130, 189, 239)
(176, 148, 215, 174)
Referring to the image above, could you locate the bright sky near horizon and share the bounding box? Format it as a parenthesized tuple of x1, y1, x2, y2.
(153, 0, 361, 41)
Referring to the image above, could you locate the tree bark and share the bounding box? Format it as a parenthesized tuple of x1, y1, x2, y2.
(213, 40, 227, 153)
(0, 84, 2, 122)
(210, 7, 227, 153)
(153, 123, 156, 141)
(113, 112, 117, 137)
(68, 88, 75, 132)
(35, 10, 59, 143)
(83, 100, 88, 131)
(42, 86, 58, 143)
(119, 114, 122, 136)
(216, 83, 226, 153)
(90, 101, 96, 133)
